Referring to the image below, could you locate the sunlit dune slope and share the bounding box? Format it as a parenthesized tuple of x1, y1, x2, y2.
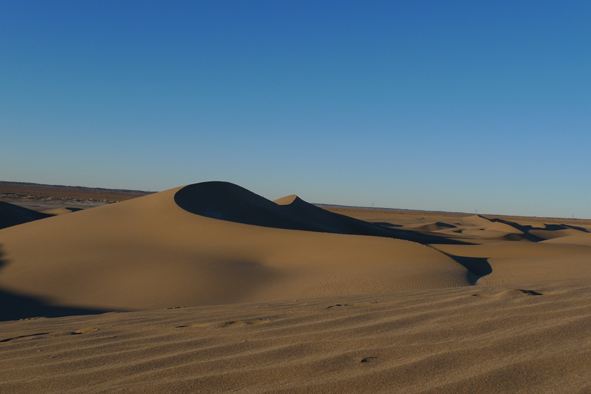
(542, 233, 591, 246)
(0, 182, 468, 313)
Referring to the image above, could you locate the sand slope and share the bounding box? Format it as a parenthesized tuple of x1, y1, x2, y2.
(543, 233, 591, 246)
(0, 182, 468, 315)
(1, 281, 590, 393)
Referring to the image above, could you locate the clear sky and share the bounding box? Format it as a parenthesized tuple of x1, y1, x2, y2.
(1, 1, 590, 218)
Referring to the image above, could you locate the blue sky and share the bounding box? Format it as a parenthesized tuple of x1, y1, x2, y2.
(1, 1, 590, 218)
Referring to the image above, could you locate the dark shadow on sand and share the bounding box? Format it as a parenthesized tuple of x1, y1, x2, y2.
(444, 254, 492, 285)
(0, 201, 51, 230)
(373, 222, 403, 228)
(0, 289, 114, 322)
(0, 245, 114, 322)
(63, 207, 84, 212)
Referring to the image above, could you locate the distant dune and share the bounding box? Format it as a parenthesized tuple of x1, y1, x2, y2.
(1, 181, 590, 393)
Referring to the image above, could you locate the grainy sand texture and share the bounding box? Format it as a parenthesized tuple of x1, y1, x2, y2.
(1, 181, 590, 393)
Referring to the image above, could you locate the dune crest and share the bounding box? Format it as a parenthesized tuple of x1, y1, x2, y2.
(174, 181, 464, 244)
(273, 194, 299, 205)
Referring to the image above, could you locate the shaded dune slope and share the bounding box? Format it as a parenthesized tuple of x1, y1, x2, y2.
(0, 201, 50, 230)
(175, 181, 465, 245)
(0, 182, 469, 317)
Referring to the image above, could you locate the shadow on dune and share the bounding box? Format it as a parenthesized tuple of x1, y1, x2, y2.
(0, 245, 112, 322)
(175, 182, 468, 245)
(0, 289, 113, 322)
(372, 222, 403, 228)
(0, 201, 51, 230)
(63, 207, 84, 212)
(548, 224, 589, 232)
(443, 255, 492, 284)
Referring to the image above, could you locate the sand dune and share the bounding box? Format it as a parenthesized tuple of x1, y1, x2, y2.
(403, 221, 456, 232)
(446, 216, 527, 241)
(433, 235, 591, 288)
(434, 242, 591, 259)
(2, 181, 591, 393)
(531, 228, 590, 240)
(543, 233, 591, 246)
(0, 182, 468, 315)
(460, 214, 494, 227)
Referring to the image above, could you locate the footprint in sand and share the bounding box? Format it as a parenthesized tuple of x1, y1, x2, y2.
(360, 357, 378, 364)
(176, 323, 210, 328)
(327, 301, 378, 309)
(326, 303, 349, 309)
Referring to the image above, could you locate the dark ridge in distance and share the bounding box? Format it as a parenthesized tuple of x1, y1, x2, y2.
(0, 181, 154, 195)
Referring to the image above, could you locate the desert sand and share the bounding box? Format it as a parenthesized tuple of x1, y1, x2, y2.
(1, 181, 590, 393)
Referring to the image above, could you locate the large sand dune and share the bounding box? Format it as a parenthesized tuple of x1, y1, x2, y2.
(1, 181, 590, 393)
(0, 182, 468, 315)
